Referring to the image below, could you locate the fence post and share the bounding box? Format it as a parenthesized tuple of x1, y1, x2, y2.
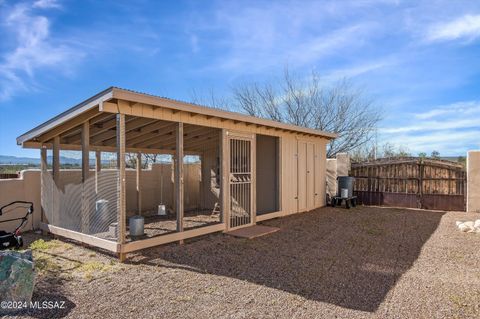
(418, 160, 424, 209)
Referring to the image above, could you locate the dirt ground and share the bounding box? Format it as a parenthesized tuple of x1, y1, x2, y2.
(97, 209, 221, 241)
(3, 206, 480, 319)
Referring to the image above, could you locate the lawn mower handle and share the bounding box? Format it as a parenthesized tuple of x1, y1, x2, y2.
(0, 201, 34, 216)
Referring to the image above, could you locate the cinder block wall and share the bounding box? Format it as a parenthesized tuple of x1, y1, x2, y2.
(467, 151, 480, 213)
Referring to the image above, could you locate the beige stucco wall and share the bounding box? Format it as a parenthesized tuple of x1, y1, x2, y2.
(54, 163, 202, 215)
(0, 163, 202, 232)
(0, 170, 41, 233)
(467, 150, 480, 213)
(125, 163, 201, 215)
(325, 153, 351, 197)
(326, 159, 337, 196)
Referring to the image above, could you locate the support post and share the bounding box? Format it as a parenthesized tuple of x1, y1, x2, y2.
(81, 122, 90, 233)
(40, 147, 48, 234)
(117, 114, 127, 251)
(52, 136, 60, 183)
(199, 152, 206, 209)
(220, 129, 228, 229)
(251, 134, 257, 224)
(419, 160, 424, 209)
(136, 152, 142, 215)
(52, 136, 60, 226)
(175, 123, 184, 240)
(95, 150, 101, 194)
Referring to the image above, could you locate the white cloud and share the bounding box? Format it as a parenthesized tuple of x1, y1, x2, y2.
(0, 2, 81, 100)
(382, 130, 480, 155)
(425, 14, 480, 42)
(382, 118, 479, 134)
(191, 1, 381, 73)
(383, 100, 480, 133)
(33, 0, 61, 9)
(287, 24, 371, 66)
(321, 58, 395, 84)
(380, 100, 480, 155)
(414, 101, 480, 120)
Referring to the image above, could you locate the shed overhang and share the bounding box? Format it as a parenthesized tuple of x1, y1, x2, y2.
(17, 87, 337, 147)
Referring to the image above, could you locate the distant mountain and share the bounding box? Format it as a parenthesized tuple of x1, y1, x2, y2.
(440, 156, 465, 162)
(0, 155, 41, 165)
(0, 155, 105, 166)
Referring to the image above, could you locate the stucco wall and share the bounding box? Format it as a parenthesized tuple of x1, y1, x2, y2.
(467, 150, 480, 213)
(0, 163, 202, 232)
(326, 153, 351, 197)
(0, 170, 41, 233)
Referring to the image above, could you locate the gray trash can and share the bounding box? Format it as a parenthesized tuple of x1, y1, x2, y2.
(129, 215, 145, 237)
(337, 176, 354, 198)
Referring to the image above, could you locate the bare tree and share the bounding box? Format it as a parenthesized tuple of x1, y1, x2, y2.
(189, 68, 382, 157)
(125, 153, 171, 169)
(189, 87, 231, 110)
(231, 69, 382, 157)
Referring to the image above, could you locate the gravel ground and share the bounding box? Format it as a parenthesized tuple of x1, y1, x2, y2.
(3, 206, 480, 319)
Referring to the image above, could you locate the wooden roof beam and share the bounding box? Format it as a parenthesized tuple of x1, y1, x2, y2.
(90, 117, 159, 145)
(153, 130, 218, 151)
(123, 122, 175, 145)
(37, 107, 100, 143)
(129, 128, 176, 148)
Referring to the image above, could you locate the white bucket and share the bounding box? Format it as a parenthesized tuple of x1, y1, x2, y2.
(158, 204, 166, 216)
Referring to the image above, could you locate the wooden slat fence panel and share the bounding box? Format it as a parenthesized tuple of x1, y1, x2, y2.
(351, 158, 466, 211)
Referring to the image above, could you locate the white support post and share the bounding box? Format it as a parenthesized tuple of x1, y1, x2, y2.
(136, 152, 142, 215)
(175, 122, 184, 237)
(117, 114, 127, 259)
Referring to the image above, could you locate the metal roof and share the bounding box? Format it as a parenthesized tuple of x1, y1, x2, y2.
(17, 87, 337, 145)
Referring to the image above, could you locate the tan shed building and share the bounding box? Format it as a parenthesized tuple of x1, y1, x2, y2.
(17, 87, 336, 259)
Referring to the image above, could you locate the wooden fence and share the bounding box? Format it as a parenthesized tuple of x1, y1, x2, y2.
(350, 157, 466, 211)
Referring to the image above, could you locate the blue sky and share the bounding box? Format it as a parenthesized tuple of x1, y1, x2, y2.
(1, 0, 480, 158)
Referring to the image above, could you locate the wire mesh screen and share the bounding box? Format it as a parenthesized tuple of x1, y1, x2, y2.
(229, 138, 252, 229)
(41, 150, 119, 241)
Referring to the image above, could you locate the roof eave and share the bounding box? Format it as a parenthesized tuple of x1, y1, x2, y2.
(17, 86, 337, 146)
(16, 88, 114, 146)
(111, 87, 337, 139)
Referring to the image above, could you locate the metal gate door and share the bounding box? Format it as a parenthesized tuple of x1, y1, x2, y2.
(229, 137, 254, 229)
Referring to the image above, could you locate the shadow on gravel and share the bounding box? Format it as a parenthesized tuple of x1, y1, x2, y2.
(131, 206, 445, 312)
